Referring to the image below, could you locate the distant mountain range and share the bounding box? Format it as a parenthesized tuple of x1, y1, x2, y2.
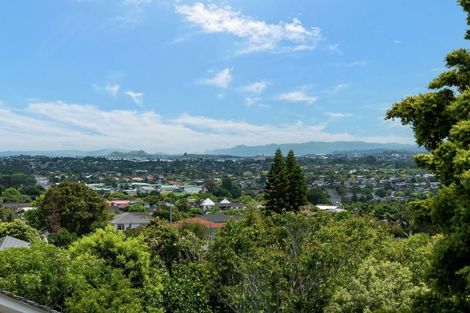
(207, 141, 424, 157)
(0, 149, 167, 158)
(0, 149, 124, 157)
(0, 141, 424, 158)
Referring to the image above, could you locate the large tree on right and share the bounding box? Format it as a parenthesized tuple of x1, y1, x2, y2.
(386, 1, 470, 310)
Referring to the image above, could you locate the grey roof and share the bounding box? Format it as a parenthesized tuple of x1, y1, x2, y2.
(0, 290, 60, 313)
(110, 212, 152, 225)
(0, 236, 31, 250)
(200, 214, 242, 224)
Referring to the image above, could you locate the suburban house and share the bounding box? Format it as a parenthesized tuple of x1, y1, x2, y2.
(0, 236, 31, 251)
(110, 212, 153, 231)
(175, 214, 242, 239)
(200, 198, 215, 211)
(0, 290, 59, 313)
(108, 200, 131, 210)
(217, 198, 248, 210)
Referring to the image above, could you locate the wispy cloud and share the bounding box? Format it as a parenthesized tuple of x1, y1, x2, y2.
(93, 82, 121, 97)
(346, 60, 367, 67)
(0, 102, 413, 153)
(105, 83, 120, 97)
(125, 91, 144, 106)
(242, 81, 267, 94)
(245, 96, 261, 107)
(101, 0, 156, 27)
(325, 112, 353, 118)
(277, 90, 317, 105)
(201, 68, 232, 89)
(326, 43, 342, 54)
(176, 2, 321, 54)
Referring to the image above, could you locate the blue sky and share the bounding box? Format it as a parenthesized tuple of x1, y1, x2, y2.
(0, 0, 466, 153)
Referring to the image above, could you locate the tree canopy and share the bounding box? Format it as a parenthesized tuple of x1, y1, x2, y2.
(39, 182, 111, 236)
(386, 1, 470, 310)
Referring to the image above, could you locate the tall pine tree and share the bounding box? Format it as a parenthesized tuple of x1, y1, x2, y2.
(264, 148, 289, 213)
(286, 150, 307, 211)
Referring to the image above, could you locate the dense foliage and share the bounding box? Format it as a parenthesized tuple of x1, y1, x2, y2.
(386, 1, 470, 310)
(39, 182, 111, 235)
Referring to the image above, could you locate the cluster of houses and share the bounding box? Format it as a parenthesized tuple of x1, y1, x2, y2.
(109, 197, 247, 232)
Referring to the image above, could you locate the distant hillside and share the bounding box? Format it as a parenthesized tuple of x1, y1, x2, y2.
(0, 149, 125, 157)
(208, 141, 424, 157)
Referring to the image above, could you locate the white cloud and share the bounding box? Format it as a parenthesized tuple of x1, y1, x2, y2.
(125, 91, 144, 106)
(245, 96, 261, 107)
(277, 91, 317, 105)
(325, 112, 353, 118)
(176, 2, 321, 53)
(0, 102, 414, 153)
(201, 68, 232, 88)
(105, 83, 120, 97)
(242, 81, 267, 94)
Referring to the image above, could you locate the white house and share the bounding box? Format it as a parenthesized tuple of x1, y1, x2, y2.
(220, 198, 231, 205)
(201, 198, 216, 210)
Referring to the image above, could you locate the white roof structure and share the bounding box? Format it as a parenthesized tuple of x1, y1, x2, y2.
(220, 198, 231, 204)
(316, 205, 346, 213)
(0, 236, 31, 250)
(201, 198, 215, 207)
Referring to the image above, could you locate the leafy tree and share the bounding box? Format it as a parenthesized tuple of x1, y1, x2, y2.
(108, 192, 129, 200)
(220, 176, 242, 199)
(68, 226, 164, 312)
(39, 182, 111, 236)
(307, 187, 330, 205)
(386, 1, 470, 310)
(142, 220, 204, 271)
(23, 208, 48, 231)
(264, 149, 289, 213)
(48, 228, 79, 248)
(128, 204, 147, 212)
(0, 207, 16, 222)
(208, 211, 381, 312)
(0, 219, 42, 243)
(0, 244, 72, 311)
(326, 257, 424, 313)
(163, 262, 212, 313)
(175, 199, 191, 212)
(0, 242, 150, 312)
(1, 187, 21, 203)
(65, 264, 144, 313)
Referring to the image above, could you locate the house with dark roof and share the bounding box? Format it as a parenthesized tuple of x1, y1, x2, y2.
(0, 236, 31, 251)
(110, 212, 153, 231)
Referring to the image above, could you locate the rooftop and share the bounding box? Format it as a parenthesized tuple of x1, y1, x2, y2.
(0, 236, 31, 250)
